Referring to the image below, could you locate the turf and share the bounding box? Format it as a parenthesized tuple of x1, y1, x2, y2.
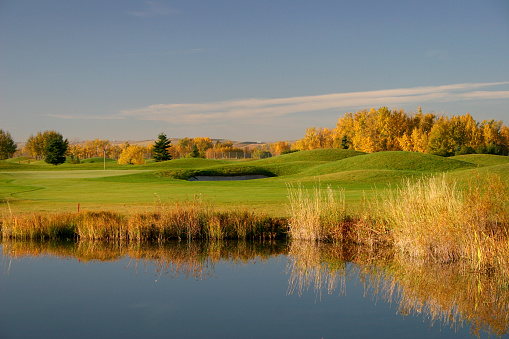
(1, 149, 507, 217)
(450, 154, 509, 167)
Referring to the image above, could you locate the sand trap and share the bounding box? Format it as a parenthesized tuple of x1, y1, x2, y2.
(188, 175, 268, 181)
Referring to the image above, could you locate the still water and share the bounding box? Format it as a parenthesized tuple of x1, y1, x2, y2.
(0, 241, 505, 338)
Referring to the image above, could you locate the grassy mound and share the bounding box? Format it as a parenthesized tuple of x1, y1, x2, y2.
(450, 154, 509, 167)
(303, 151, 476, 177)
(258, 148, 365, 163)
(0, 160, 37, 170)
(240, 149, 366, 177)
(144, 158, 230, 169)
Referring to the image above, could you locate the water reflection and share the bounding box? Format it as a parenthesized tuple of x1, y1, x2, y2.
(2, 239, 508, 337)
(1, 239, 287, 280)
(286, 241, 509, 337)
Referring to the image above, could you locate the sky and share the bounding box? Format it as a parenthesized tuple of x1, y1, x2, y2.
(1, 0, 509, 143)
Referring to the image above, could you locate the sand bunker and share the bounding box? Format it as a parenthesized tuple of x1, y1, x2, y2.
(188, 175, 268, 181)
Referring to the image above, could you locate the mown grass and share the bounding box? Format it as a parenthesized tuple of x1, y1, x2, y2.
(0, 149, 506, 218)
(451, 154, 509, 167)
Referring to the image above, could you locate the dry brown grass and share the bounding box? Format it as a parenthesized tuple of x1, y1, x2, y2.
(1, 198, 286, 241)
(380, 173, 509, 272)
(287, 184, 352, 242)
(286, 173, 509, 274)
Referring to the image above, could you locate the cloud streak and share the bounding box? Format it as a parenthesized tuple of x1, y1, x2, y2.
(117, 82, 509, 124)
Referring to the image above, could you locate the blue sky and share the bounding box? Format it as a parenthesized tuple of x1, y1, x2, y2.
(1, 0, 508, 142)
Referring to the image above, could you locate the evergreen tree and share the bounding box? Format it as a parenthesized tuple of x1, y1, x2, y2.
(340, 135, 349, 149)
(187, 144, 200, 158)
(0, 129, 17, 160)
(44, 135, 68, 165)
(152, 133, 172, 161)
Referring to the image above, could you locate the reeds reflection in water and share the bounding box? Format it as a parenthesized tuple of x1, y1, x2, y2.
(2, 239, 508, 336)
(1, 240, 287, 280)
(286, 241, 509, 337)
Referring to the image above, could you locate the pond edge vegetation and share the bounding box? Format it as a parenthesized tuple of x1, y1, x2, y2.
(2, 172, 509, 276)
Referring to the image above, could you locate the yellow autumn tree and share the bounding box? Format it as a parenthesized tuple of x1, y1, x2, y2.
(397, 133, 413, 151)
(410, 128, 430, 153)
(194, 137, 213, 157)
(270, 141, 291, 155)
(296, 107, 508, 156)
(351, 109, 380, 152)
(118, 145, 145, 165)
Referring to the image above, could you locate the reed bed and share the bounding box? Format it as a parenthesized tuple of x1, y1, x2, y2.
(381, 173, 509, 271)
(1, 198, 286, 242)
(287, 184, 352, 242)
(286, 173, 509, 274)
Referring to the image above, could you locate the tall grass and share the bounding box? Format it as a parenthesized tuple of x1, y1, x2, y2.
(286, 173, 509, 273)
(1, 198, 286, 241)
(286, 184, 351, 241)
(382, 173, 509, 271)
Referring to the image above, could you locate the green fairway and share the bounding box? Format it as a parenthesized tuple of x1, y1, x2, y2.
(1, 149, 507, 217)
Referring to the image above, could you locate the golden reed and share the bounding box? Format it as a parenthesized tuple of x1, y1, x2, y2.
(287, 173, 509, 274)
(1, 198, 285, 241)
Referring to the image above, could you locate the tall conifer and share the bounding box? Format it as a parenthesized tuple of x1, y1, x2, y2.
(153, 133, 172, 161)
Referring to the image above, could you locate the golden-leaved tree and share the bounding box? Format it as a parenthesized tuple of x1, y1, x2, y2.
(118, 145, 145, 165)
(270, 141, 291, 155)
(294, 106, 508, 156)
(26, 130, 62, 159)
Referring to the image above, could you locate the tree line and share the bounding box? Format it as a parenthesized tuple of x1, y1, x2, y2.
(292, 107, 509, 156)
(2, 107, 506, 165)
(0, 130, 69, 165)
(0, 130, 280, 165)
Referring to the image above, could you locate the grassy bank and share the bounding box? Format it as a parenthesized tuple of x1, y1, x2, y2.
(5, 149, 507, 216)
(2, 171, 508, 273)
(1, 149, 509, 271)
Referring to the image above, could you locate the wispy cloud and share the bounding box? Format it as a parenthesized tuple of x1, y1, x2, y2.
(47, 82, 509, 123)
(128, 1, 178, 18)
(117, 82, 509, 124)
(46, 114, 124, 120)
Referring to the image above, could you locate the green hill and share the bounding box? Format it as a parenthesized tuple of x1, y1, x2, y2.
(450, 154, 509, 167)
(303, 151, 476, 177)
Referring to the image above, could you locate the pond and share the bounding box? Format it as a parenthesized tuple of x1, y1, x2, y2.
(0, 240, 505, 338)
